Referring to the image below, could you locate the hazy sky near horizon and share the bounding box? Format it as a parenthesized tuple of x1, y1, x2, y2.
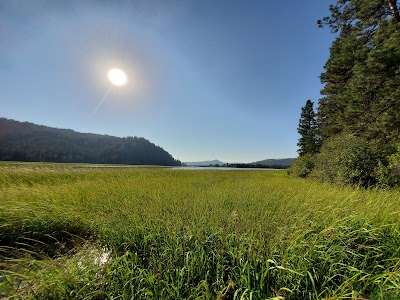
(1, 0, 335, 163)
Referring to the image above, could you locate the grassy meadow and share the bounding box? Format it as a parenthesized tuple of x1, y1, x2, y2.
(0, 163, 399, 299)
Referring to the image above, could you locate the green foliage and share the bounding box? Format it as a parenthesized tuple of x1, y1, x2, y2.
(311, 133, 381, 186)
(340, 21, 400, 145)
(1, 164, 399, 299)
(318, 0, 393, 34)
(297, 100, 319, 156)
(317, 1, 400, 144)
(317, 27, 368, 141)
(287, 154, 315, 178)
(388, 146, 400, 181)
(377, 144, 400, 187)
(305, 1, 400, 187)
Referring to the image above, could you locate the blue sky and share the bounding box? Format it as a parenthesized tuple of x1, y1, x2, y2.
(1, 0, 335, 163)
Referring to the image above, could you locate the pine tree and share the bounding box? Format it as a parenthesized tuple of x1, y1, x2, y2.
(317, 26, 367, 141)
(317, 0, 400, 147)
(308, 0, 400, 185)
(297, 100, 319, 156)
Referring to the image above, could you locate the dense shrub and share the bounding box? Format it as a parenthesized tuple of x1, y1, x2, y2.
(287, 153, 315, 178)
(388, 147, 400, 181)
(311, 133, 382, 186)
(377, 144, 400, 187)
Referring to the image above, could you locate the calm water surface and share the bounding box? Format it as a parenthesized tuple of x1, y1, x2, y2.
(171, 166, 282, 171)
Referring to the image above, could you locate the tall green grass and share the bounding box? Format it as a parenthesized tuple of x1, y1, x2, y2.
(0, 163, 399, 299)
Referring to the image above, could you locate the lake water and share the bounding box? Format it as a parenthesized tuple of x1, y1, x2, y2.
(171, 166, 283, 171)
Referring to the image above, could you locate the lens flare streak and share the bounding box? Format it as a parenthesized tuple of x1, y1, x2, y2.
(89, 85, 112, 119)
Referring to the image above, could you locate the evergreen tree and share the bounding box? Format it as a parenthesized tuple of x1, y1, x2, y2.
(297, 100, 319, 156)
(317, 26, 367, 141)
(317, 0, 400, 147)
(304, 0, 400, 186)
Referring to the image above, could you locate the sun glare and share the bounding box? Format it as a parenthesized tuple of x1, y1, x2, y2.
(107, 68, 127, 86)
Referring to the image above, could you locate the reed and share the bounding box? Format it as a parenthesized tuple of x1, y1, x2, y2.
(0, 163, 399, 299)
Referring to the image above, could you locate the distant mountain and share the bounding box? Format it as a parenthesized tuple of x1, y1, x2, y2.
(0, 118, 181, 166)
(252, 158, 296, 167)
(185, 160, 225, 166)
(184, 158, 296, 168)
(223, 158, 296, 169)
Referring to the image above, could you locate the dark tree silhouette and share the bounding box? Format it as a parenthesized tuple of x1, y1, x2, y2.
(297, 100, 319, 156)
(0, 118, 181, 166)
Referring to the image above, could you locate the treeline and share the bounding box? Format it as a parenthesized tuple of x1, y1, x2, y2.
(253, 158, 295, 167)
(290, 0, 400, 187)
(0, 118, 181, 166)
(226, 163, 289, 169)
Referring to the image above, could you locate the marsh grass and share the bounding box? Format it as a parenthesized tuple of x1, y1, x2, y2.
(0, 163, 399, 299)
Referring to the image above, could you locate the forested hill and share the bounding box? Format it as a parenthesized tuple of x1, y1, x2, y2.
(253, 158, 295, 167)
(0, 118, 181, 166)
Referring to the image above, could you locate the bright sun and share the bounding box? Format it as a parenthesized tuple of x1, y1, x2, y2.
(107, 68, 127, 86)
